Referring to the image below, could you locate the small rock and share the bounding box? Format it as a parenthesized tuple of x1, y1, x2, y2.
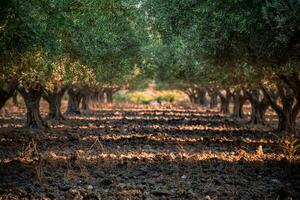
(87, 185, 93, 190)
(205, 195, 211, 200)
(256, 145, 264, 156)
(181, 175, 187, 179)
(270, 179, 281, 184)
(171, 188, 177, 193)
(117, 183, 127, 188)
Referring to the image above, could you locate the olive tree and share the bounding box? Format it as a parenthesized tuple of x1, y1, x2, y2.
(190, 0, 300, 133)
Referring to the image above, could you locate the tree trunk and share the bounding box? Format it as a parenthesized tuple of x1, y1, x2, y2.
(208, 88, 218, 109)
(43, 87, 66, 120)
(183, 87, 197, 104)
(98, 90, 105, 103)
(188, 94, 196, 104)
(18, 87, 46, 129)
(106, 89, 113, 103)
(277, 89, 299, 134)
(232, 90, 247, 120)
(232, 98, 241, 119)
(239, 97, 247, 117)
(248, 89, 269, 125)
(91, 92, 97, 102)
(277, 111, 296, 134)
(12, 91, 19, 106)
(81, 95, 90, 111)
(278, 73, 300, 132)
(219, 89, 231, 114)
(0, 81, 18, 110)
(250, 102, 268, 125)
(66, 88, 82, 114)
(0, 97, 6, 110)
(48, 97, 64, 120)
(278, 73, 300, 101)
(220, 97, 230, 113)
(261, 83, 300, 134)
(196, 88, 207, 106)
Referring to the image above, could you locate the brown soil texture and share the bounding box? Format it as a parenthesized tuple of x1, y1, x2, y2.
(0, 103, 299, 200)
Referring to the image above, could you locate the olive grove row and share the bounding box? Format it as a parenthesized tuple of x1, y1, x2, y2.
(0, 0, 300, 134)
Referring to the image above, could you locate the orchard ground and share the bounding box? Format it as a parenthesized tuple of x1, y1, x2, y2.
(0, 98, 300, 199)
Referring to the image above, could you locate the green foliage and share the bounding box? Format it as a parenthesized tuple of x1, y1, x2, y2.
(155, 95, 175, 103)
(1, 0, 299, 95)
(114, 91, 153, 104)
(141, 0, 300, 89)
(64, 0, 144, 86)
(114, 90, 184, 104)
(281, 135, 300, 161)
(0, 0, 145, 91)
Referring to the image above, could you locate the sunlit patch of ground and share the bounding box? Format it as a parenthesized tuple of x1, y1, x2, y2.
(44, 149, 298, 163)
(0, 101, 299, 199)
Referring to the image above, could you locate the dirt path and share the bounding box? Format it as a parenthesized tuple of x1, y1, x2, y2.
(0, 105, 299, 199)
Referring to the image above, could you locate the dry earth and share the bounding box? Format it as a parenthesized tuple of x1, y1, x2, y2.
(0, 101, 299, 199)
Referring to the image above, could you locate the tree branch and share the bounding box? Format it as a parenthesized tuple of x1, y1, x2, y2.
(260, 84, 282, 114)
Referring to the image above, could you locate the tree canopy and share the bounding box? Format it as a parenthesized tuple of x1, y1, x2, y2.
(1, 0, 300, 132)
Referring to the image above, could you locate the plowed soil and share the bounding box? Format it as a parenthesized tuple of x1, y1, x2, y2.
(0, 102, 299, 199)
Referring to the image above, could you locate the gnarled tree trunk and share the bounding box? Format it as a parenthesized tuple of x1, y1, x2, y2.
(279, 73, 300, 101)
(66, 88, 83, 114)
(104, 87, 120, 103)
(81, 95, 90, 111)
(98, 90, 105, 103)
(277, 110, 297, 133)
(261, 82, 300, 134)
(48, 97, 64, 120)
(195, 87, 208, 106)
(0, 81, 18, 110)
(188, 94, 197, 104)
(248, 89, 269, 125)
(80, 87, 93, 111)
(182, 87, 197, 104)
(12, 91, 19, 106)
(43, 86, 67, 120)
(18, 87, 46, 128)
(91, 92, 98, 103)
(219, 89, 232, 114)
(232, 89, 247, 120)
(208, 88, 218, 109)
(91, 88, 105, 104)
(106, 89, 113, 103)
